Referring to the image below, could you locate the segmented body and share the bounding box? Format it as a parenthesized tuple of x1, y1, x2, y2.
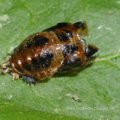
(0, 22, 98, 83)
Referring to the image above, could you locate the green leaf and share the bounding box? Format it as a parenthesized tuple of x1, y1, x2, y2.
(0, 0, 120, 119)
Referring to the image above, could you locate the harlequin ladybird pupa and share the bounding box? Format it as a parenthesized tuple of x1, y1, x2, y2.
(0, 22, 98, 84)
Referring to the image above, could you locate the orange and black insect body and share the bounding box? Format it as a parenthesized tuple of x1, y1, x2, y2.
(0, 22, 98, 84)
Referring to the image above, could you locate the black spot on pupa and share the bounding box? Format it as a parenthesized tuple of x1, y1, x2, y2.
(57, 33, 69, 42)
(24, 63, 32, 71)
(63, 44, 78, 56)
(32, 58, 40, 69)
(70, 45, 78, 53)
(33, 36, 48, 46)
(39, 52, 53, 68)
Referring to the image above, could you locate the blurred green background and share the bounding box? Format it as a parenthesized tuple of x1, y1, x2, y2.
(0, 0, 120, 119)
